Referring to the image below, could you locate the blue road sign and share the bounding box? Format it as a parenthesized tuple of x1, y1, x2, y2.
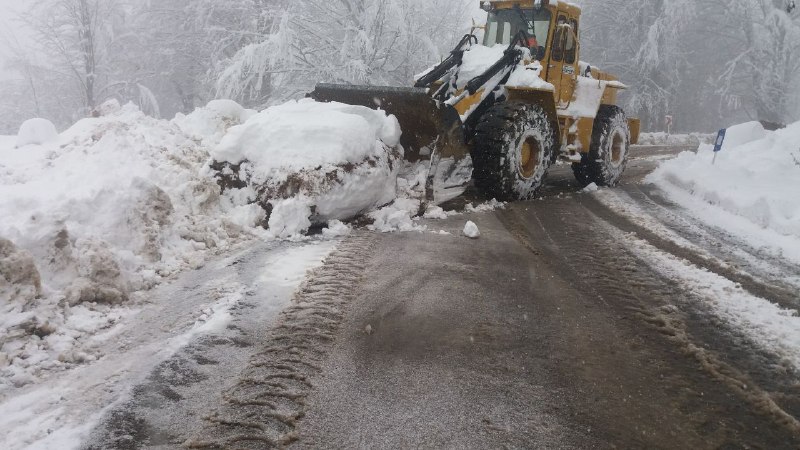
(714, 129, 727, 153)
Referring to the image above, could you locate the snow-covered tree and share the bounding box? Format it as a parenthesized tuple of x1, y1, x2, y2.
(709, 0, 800, 124)
(215, 0, 473, 108)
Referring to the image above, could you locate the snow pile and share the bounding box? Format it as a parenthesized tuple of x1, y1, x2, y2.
(647, 120, 800, 241)
(368, 198, 425, 233)
(210, 99, 404, 235)
(16, 119, 58, 148)
(173, 99, 256, 147)
(638, 132, 715, 146)
(0, 102, 263, 391)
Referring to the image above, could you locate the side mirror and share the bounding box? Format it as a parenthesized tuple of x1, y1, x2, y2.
(537, 46, 546, 60)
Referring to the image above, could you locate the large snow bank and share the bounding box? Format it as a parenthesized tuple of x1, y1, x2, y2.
(16, 119, 58, 147)
(0, 102, 260, 391)
(647, 120, 800, 247)
(210, 99, 404, 235)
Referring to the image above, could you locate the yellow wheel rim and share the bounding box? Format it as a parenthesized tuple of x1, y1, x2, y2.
(520, 137, 541, 179)
(611, 131, 625, 165)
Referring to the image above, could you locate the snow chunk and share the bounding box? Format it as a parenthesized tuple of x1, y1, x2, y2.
(423, 205, 450, 220)
(16, 119, 58, 147)
(581, 182, 599, 193)
(268, 197, 313, 239)
(368, 198, 425, 233)
(463, 221, 481, 239)
(322, 220, 351, 238)
(214, 99, 401, 171)
(211, 99, 403, 231)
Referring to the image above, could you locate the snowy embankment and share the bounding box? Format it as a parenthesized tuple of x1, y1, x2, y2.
(0, 100, 270, 392)
(646, 120, 800, 264)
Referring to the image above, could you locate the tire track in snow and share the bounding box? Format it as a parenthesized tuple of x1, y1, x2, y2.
(184, 232, 374, 449)
(588, 187, 800, 311)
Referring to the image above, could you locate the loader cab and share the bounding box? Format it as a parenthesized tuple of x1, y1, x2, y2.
(483, 6, 552, 60)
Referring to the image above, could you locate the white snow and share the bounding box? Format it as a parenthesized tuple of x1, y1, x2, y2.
(0, 241, 336, 450)
(16, 119, 58, 147)
(211, 99, 403, 225)
(463, 221, 481, 239)
(647, 120, 800, 261)
(173, 99, 256, 147)
(455, 44, 509, 90)
(213, 99, 401, 173)
(581, 182, 599, 193)
(637, 132, 715, 146)
(0, 102, 273, 396)
(368, 198, 425, 233)
(506, 60, 554, 91)
(562, 77, 612, 118)
(616, 227, 800, 372)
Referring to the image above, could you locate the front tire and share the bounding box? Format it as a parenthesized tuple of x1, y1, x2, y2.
(572, 105, 631, 187)
(471, 102, 556, 201)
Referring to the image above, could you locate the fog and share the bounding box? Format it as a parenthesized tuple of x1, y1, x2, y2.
(0, 0, 797, 134)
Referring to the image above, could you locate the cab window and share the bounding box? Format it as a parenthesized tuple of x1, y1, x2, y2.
(483, 8, 552, 50)
(565, 19, 579, 64)
(551, 15, 567, 62)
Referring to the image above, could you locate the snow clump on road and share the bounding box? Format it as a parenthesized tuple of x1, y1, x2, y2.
(463, 221, 481, 239)
(647, 120, 800, 262)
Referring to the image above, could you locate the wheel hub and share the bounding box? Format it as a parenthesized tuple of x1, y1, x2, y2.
(520, 137, 541, 179)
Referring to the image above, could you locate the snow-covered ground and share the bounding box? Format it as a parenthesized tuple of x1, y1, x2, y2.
(646, 121, 800, 264)
(0, 240, 336, 449)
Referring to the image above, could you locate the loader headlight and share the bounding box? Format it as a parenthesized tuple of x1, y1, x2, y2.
(480, 1, 493, 12)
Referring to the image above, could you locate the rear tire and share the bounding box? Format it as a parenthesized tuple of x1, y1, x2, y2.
(471, 101, 555, 201)
(572, 105, 631, 187)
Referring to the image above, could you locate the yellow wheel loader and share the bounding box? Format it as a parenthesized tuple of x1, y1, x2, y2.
(311, 0, 640, 203)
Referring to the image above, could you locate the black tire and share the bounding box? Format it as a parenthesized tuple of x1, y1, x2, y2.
(471, 101, 556, 201)
(572, 105, 631, 187)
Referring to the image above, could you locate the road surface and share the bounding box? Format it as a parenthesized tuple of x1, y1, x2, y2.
(83, 146, 800, 449)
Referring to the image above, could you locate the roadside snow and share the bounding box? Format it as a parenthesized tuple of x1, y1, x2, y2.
(0, 102, 261, 394)
(647, 120, 800, 263)
(617, 227, 800, 372)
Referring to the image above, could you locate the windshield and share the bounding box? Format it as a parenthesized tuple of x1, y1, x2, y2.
(483, 8, 552, 52)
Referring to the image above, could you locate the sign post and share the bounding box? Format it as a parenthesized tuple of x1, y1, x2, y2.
(712, 128, 726, 165)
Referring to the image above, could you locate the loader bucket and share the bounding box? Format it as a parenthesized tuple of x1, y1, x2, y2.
(310, 83, 472, 203)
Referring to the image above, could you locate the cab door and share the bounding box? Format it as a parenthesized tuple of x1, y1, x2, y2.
(546, 14, 579, 108)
